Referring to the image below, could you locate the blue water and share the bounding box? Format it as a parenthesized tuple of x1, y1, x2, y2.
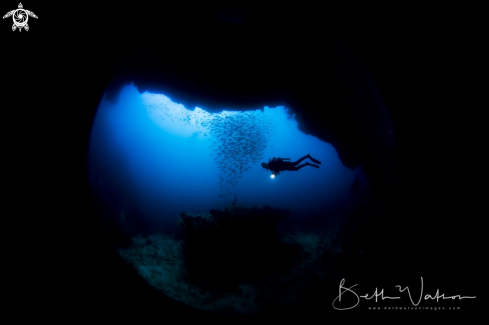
(89, 84, 369, 231)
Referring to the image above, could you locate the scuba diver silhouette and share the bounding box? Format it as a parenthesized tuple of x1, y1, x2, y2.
(261, 154, 321, 176)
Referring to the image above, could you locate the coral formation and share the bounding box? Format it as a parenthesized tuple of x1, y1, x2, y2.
(176, 205, 299, 288)
(115, 204, 372, 314)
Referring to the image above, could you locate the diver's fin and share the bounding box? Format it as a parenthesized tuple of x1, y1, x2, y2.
(308, 154, 321, 164)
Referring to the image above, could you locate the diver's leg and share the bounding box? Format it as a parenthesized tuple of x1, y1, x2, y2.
(291, 155, 309, 166)
(287, 162, 320, 171)
(287, 164, 307, 171)
(305, 162, 320, 168)
(306, 154, 321, 165)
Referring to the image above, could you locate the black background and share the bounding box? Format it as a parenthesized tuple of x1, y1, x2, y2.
(2, 2, 481, 321)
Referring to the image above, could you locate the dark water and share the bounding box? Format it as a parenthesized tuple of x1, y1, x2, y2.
(89, 84, 369, 233)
